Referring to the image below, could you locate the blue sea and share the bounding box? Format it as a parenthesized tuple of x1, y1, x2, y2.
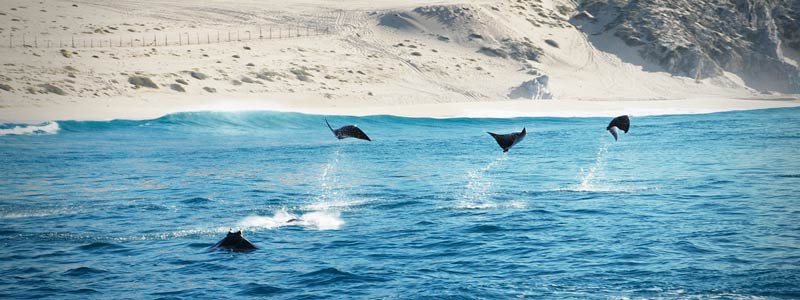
(1, 108, 799, 299)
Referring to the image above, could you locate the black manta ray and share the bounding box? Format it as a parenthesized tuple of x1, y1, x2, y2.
(487, 128, 527, 152)
(211, 230, 257, 252)
(326, 119, 371, 141)
(606, 115, 630, 141)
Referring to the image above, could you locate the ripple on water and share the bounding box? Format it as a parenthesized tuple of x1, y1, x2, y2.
(372, 199, 422, 210)
(180, 197, 213, 205)
(561, 208, 611, 215)
(674, 240, 717, 255)
(235, 282, 288, 296)
(76, 241, 129, 254)
(67, 288, 101, 295)
(295, 267, 385, 286)
(63, 266, 108, 277)
(465, 224, 505, 233)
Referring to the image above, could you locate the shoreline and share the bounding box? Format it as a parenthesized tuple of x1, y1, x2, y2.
(2, 95, 799, 123)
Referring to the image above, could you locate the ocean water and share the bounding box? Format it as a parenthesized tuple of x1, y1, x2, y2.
(1, 108, 799, 299)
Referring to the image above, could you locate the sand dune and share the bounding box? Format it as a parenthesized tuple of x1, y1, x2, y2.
(0, 0, 797, 122)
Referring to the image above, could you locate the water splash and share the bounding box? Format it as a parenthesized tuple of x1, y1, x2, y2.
(577, 138, 610, 192)
(0, 122, 60, 136)
(454, 200, 526, 210)
(309, 146, 367, 211)
(316, 147, 343, 204)
(567, 135, 652, 193)
(457, 154, 511, 209)
(239, 209, 343, 230)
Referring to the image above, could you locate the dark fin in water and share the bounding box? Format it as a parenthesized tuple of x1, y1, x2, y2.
(211, 230, 257, 252)
(487, 127, 526, 152)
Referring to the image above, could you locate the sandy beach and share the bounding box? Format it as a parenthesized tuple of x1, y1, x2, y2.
(1, 0, 798, 123)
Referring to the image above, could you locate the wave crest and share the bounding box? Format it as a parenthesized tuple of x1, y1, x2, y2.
(0, 122, 59, 136)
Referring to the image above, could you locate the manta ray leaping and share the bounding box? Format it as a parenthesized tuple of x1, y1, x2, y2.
(606, 115, 630, 141)
(487, 127, 527, 152)
(326, 119, 371, 141)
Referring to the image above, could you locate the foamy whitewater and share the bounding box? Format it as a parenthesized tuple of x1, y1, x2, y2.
(1, 108, 799, 299)
(0, 122, 59, 136)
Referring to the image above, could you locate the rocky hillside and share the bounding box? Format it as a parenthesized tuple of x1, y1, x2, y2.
(574, 0, 800, 93)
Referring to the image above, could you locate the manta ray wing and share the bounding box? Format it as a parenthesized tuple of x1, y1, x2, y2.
(325, 119, 339, 137)
(607, 115, 630, 133)
(339, 125, 371, 141)
(607, 115, 629, 140)
(488, 128, 526, 152)
(608, 126, 619, 141)
(488, 132, 513, 152)
(325, 119, 371, 141)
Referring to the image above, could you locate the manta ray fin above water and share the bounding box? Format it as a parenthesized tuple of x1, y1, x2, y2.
(606, 115, 630, 141)
(326, 119, 372, 141)
(487, 127, 526, 152)
(211, 230, 257, 252)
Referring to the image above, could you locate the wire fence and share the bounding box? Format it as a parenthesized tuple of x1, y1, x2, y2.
(4, 24, 335, 49)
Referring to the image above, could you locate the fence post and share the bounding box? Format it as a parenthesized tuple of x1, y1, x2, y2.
(207, 32, 209, 44)
(165, 34, 167, 46)
(179, 33, 182, 46)
(9, 33, 12, 48)
(259, 26, 262, 39)
(228, 31, 231, 42)
(22, 34, 25, 47)
(269, 26, 272, 39)
(35, 34, 38, 48)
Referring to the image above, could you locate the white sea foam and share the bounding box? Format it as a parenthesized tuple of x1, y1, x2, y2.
(0, 122, 60, 136)
(239, 209, 297, 229)
(239, 209, 344, 230)
(454, 200, 527, 210)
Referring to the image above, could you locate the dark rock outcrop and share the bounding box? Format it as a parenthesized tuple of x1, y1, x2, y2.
(574, 0, 800, 93)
